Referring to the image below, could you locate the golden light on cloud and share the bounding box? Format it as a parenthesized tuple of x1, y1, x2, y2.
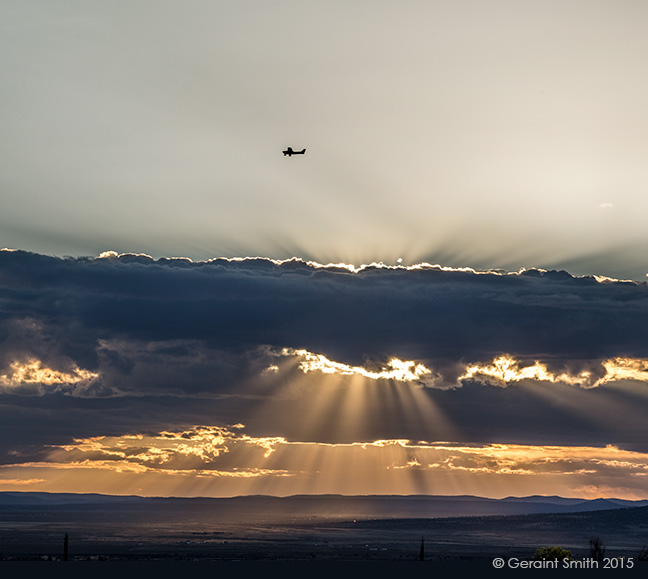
(460, 355, 592, 387)
(3, 425, 648, 499)
(0, 359, 99, 393)
(0, 478, 45, 486)
(598, 357, 648, 385)
(271, 349, 648, 390)
(460, 355, 648, 389)
(277, 348, 432, 382)
(48, 426, 291, 478)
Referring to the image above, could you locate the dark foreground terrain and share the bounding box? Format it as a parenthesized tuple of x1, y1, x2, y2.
(1, 493, 648, 562)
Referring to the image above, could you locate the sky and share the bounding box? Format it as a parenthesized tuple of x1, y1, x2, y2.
(2, 1, 648, 500)
(2, 0, 648, 278)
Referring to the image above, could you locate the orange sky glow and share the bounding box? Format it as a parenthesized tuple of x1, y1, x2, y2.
(3, 426, 648, 500)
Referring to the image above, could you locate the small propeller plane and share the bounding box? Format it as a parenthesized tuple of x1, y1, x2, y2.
(283, 147, 306, 156)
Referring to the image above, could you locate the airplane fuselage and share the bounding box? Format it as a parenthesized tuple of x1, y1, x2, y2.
(283, 148, 306, 156)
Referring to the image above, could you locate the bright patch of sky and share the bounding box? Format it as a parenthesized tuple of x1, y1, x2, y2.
(2, 1, 648, 279)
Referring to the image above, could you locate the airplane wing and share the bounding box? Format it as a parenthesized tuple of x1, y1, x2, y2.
(283, 147, 305, 156)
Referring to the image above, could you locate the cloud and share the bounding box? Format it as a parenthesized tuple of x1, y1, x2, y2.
(0, 358, 100, 396)
(0, 478, 45, 487)
(459, 355, 648, 389)
(273, 349, 648, 390)
(2, 250, 647, 374)
(44, 425, 291, 477)
(5, 425, 648, 498)
(274, 347, 434, 383)
(3, 249, 648, 471)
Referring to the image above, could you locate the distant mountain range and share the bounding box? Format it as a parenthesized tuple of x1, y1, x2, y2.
(2, 491, 647, 521)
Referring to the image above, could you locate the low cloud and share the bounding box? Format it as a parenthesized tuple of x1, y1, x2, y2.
(45, 425, 291, 477)
(459, 355, 648, 389)
(273, 349, 648, 390)
(2, 250, 648, 476)
(274, 347, 435, 383)
(1, 250, 647, 386)
(5, 425, 648, 498)
(0, 358, 100, 396)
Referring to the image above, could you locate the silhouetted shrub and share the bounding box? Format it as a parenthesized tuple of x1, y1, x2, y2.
(533, 546, 573, 561)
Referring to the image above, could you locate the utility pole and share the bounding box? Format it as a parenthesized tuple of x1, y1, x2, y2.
(63, 533, 69, 561)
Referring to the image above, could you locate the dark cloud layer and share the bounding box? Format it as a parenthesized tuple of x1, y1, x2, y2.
(2, 250, 648, 461)
(2, 250, 647, 365)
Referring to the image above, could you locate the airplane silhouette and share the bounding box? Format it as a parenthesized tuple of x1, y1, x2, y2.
(283, 147, 306, 156)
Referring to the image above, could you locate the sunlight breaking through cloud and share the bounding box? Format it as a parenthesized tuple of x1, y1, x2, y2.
(271, 350, 648, 389)
(90, 251, 640, 283)
(46, 426, 291, 478)
(278, 348, 432, 382)
(461, 355, 648, 389)
(6, 427, 648, 498)
(0, 359, 100, 394)
(461, 355, 593, 387)
(598, 358, 648, 385)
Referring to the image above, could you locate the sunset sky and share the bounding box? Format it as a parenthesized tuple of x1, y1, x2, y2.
(2, 1, 648, 500)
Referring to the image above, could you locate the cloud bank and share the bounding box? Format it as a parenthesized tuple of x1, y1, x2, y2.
(2, 250, 648, 496)
(5, 424, 648, 499)
(2, 250, 647, 386)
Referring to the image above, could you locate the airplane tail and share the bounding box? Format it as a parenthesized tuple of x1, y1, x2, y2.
(300, 149, 306, 153)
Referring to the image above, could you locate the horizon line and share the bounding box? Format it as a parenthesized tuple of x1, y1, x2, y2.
(2, 489, 647, 502)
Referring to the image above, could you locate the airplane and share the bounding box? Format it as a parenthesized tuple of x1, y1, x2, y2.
(283, 147, 306, 156)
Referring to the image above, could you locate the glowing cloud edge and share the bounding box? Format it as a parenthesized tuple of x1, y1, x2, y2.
(273, 349, 648, 389)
